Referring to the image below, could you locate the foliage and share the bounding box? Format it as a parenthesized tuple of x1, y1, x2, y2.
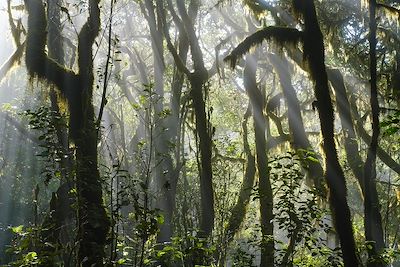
(4, 106, 71, 266)
(6, 225, 44, 266)
(2, 0, 400, 266)
(150, 231, 216, 266)
(381, 110, 400, 138)
(271, 152, 343, 267)
(23, 106, 66, 185)
(230, 241, 256, 267)
(102, 161, 165, 266)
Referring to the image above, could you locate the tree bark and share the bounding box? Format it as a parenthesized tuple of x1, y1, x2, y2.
(295, 1, 359, 265)
(244, 54, 274, 267)
(24, 0, 109, 265)
(158, 0, 215, 239)
(364, 1, 386, 265)
(328, 69, 365, 194)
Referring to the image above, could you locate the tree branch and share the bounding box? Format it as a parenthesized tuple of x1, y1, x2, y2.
(225, 26, 303, 68)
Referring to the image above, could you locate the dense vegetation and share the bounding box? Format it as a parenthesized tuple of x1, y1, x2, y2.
(0, 0, 399, 266)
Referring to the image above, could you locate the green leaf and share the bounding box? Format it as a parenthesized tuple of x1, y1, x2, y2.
(306, 156, 319, 163)
(157, 250, 166, 258)
(383, 126, 399, 136)
(11, 225, 24, 234)
(117, 259, 126, 265)
(25, 251, 38, 261)
(157, 214, 165, 225)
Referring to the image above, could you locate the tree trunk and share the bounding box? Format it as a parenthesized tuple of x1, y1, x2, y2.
(24, 0, 109, 265)
(244, 54, 274, 267)
(269, 54, 325, 195)
(158, 0, 215, 239)
(296, 1, 359, 265)
(364, 1, 386, 265)
(141, 0, 190, 244)
(36, 0, 76, 264)
(328, 69, 365, 194)
(220, 102, 256, 265)
(190, 76, 215, 237)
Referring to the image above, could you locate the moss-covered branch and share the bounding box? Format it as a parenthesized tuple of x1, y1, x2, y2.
(0, 41, 25, 82)
(224, 26, 303, 68)
(24, 0, 78, 97)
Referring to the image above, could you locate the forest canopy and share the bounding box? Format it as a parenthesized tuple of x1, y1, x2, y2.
(0, 0, 399, 266)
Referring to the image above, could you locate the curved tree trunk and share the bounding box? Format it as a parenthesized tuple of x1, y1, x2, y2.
(328, 69, 365, 193)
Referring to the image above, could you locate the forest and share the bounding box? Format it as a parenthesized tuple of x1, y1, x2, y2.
(0, 0, 399, 266)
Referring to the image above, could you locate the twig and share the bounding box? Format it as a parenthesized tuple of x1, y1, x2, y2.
(97, 0, 115, 131)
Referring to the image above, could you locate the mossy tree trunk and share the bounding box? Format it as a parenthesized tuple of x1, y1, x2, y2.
(24, 0, 109, 265)
(37, 1, 75, 264)
(364, 1, 386, 265)
(244, 54, 274, 267)
(294, 0, 359, 266)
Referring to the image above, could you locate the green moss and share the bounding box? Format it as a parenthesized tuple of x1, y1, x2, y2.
(25, 1, 78, 90)
(225, 26, 304, 69)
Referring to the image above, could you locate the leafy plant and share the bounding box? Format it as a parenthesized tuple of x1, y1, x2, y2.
(150, 231, 216, 266)
(381, 110, 400, 138)
(23, 106, 67, 185)
(271, 152, 342, 267)
(6, 225, 42, 266)
(231, 244, 256, 267)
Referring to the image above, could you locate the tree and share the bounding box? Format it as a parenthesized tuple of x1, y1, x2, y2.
(4, 0, 400, 266)
(269, 54, 325, 195)
(225, 0, 359, 265)
(24, 0, 109, 265)
(242, 53, 274, 267)
(158, 0, 215, 240)
(364, 0, 386, 265)
(139, 0, 188, 244)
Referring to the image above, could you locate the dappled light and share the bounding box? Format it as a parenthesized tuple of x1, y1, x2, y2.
(0, 0, 399, 266)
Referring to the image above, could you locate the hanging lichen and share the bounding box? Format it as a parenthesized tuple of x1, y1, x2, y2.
(224, 26, 303, 68)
